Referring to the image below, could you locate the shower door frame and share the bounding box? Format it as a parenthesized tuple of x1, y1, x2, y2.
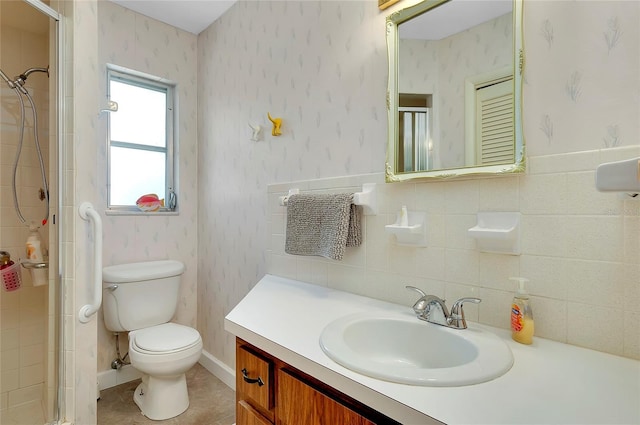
(23, 1, 66, 424)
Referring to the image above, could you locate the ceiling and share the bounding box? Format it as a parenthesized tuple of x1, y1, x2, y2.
(399, 0, 512, 41)
(109, 0, 237, 35)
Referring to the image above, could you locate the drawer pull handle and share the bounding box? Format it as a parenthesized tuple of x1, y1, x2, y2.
(241, 368, 264, 386)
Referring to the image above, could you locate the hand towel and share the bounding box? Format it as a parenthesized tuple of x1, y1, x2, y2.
(285, 193, 362, 261)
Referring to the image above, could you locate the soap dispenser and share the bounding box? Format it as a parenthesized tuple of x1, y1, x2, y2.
(510, 277, 534, 345)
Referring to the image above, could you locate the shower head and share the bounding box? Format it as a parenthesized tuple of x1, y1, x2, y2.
(22, 67, 49, 78)
(14, 66, 49, 88)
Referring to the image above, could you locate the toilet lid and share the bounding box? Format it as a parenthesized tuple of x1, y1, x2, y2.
(131, 323, 201, 353)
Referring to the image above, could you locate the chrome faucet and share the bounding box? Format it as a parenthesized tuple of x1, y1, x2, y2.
(406, 286, 481, 329)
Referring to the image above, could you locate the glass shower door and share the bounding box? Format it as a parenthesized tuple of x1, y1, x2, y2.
(0, 1, 62, 423)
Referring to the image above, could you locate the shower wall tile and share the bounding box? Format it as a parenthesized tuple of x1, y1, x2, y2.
(19, 363, 43, 387)
(1, 349, 19, 371)
(0, 10, 50, 416)
(7, 383, 43, 407)
(1, 369, 19, 393)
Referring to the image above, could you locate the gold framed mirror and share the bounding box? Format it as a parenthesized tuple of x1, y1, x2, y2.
(385, 0, 524, 182)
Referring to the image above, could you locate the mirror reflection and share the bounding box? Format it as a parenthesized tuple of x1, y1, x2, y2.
(386, 0, 524, 181)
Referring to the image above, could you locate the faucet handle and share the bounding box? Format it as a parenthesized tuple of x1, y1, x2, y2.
(406, 286, 428, 315)
(406, 286, 449, 319)
(405, 285, 426, 297)
(449, 297, 481, 329)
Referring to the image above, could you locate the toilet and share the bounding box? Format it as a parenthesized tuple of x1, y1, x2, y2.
(102, 260, 202, 420)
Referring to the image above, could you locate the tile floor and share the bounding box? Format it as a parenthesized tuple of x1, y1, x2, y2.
(97, 363, 236, 424)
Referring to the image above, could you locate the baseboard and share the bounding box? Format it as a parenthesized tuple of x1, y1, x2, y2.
(199, 349, 236, 391)
(96, 350, 235, 392)
(97, 364, 143, 391)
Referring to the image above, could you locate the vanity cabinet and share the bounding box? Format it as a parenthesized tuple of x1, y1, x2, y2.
(235, 338, 399, 425)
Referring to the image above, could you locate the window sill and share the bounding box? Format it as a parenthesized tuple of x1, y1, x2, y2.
(105, 209, 179, 216)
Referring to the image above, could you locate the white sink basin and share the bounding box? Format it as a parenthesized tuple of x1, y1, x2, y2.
(319, 312, 513, 387)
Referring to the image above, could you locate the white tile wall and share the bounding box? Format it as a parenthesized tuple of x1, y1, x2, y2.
(267, 146, 640, 360)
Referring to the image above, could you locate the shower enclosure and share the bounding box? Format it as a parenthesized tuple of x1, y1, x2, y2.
(0, 1, 63, 424)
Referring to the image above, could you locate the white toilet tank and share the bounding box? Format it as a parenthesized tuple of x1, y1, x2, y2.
(102, 260, 185, 332)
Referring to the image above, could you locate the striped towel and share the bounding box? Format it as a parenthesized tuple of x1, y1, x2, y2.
(285, 193, 362, 261)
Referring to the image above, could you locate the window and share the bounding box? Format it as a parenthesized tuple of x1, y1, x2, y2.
(107, 67, 177, 212)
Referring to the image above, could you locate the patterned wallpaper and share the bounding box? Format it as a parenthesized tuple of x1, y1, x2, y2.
(524, 1, 639, 156)
(197, 0, 389, 369)
(197, 0, 639, 370)
(95, 1, 199, 372)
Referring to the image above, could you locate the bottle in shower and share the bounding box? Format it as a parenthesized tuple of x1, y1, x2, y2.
(26, 222, 47, 286)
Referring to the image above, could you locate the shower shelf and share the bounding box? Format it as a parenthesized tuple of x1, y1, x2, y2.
(21, 261, 48, 269)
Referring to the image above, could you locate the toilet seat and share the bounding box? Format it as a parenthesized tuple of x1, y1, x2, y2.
(131, 323, 201, 355)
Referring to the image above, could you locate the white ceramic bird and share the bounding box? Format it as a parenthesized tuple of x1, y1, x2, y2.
(249, 123, 262, 141)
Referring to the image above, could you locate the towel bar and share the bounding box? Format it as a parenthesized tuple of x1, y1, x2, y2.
(279, 183, 377, 215)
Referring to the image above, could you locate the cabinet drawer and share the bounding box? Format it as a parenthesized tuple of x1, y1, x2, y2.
(237, 400, 272, 425)
(237, 345, 273, 412)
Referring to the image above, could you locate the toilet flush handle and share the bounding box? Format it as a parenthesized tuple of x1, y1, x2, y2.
(107, 284, 118, 291)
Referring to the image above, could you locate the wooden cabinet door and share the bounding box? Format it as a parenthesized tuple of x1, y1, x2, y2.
(276, 369, 376, 425)
(238, 400, 273, 425)
(237, 345, 274, 411)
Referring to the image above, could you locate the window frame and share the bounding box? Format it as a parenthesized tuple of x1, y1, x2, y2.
(106, 65, 177, 214)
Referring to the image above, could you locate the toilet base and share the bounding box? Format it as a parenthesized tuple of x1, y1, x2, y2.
(133, 373, 189, 420)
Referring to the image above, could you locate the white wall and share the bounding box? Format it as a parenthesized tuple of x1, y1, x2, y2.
(197, 0, 640, 373)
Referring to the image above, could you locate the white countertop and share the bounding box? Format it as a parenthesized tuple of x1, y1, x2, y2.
(224, 274, 640, 424)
